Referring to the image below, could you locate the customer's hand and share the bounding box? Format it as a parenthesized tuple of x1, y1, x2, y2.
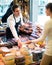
(39, 41, 46, 48)
(25, 40, 31, 44)
(17, 39, 31, 48)
(39, 43, 46, 48)
(31, 40, 37, 44)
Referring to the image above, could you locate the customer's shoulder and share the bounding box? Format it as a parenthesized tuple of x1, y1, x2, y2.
(45, 19, 52, 24)
(47, 19, 52, 25)
(44, 19, 52, 28)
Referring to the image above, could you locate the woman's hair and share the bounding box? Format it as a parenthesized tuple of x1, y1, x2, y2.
(12, 4, 20, 11)
(46, 3, 52, 12)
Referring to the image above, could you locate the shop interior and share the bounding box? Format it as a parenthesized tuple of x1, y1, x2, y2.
(0, 0, 52, 65)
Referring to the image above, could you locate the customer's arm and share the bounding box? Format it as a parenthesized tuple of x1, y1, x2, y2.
(32, 21, 49, 43)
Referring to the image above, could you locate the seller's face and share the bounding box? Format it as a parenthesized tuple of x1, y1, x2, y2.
(45, 8, 50, 16)
(13, 8, 20, 17)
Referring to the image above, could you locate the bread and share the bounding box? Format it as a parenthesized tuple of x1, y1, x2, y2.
(27, 43, 35, 50)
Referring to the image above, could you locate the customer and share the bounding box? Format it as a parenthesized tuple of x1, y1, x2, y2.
(6, 4, 29, 47)
(31, 3, 52, 65)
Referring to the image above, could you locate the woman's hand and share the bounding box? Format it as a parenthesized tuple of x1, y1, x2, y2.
(25, 40, 31, 44)
(31, 40, 37, 44)
(39, 41, 46, 48)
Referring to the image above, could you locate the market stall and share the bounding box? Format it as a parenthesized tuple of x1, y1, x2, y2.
(0, 22, 45, 65)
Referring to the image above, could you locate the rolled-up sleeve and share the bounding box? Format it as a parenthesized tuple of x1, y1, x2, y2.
(7, 18, 19, 40)
(36, 21, 49, 42)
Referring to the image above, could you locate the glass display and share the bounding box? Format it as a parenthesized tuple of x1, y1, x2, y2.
(38, 0, 48, 15)
(0, 0, 13, 19)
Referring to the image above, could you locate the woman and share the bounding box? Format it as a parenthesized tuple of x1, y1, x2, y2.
(31, 3, 52, 65)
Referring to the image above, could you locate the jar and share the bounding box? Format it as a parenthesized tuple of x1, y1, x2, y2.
(15, 56, 25, 65)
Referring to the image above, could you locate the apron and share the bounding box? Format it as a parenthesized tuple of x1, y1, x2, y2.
(6, 15, 21, 40)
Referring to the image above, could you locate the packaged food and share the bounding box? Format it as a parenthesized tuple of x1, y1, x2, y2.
(2, 55, 15, 65)
(0, 54, 5, 65)
(0, 47, 10, 56)
(0, 61, 5, 65)
(37, 41, 43, 45)
(20, 45, 32, 65)
(0, 54, 3, 58)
